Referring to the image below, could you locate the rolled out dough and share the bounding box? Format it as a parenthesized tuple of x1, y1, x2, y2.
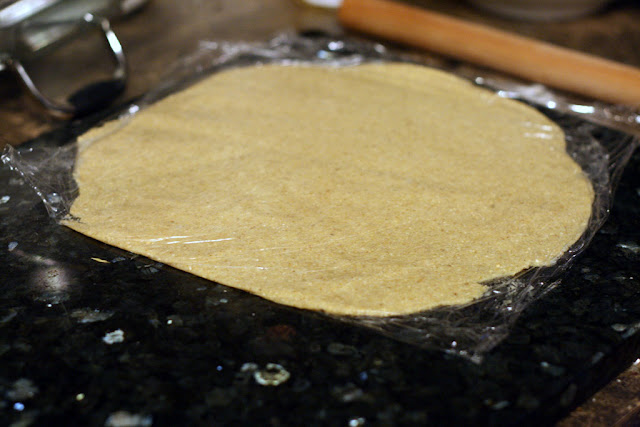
(65, 63, 594, 316)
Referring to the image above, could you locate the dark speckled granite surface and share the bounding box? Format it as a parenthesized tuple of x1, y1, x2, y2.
(0, 107, 639, 426)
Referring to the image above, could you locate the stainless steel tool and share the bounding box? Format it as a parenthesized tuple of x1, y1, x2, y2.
(0, 0, 148, 117)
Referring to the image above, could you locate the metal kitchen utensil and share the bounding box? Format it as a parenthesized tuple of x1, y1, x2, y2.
(0, 0, 148, 117)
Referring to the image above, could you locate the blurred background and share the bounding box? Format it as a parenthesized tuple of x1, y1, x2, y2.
(1, 0, 639, 144)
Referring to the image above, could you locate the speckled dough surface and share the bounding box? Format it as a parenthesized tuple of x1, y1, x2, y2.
(65, 63, 594, 316)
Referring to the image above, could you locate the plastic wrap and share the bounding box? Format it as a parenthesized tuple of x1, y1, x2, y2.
(3, 33, 638, 361)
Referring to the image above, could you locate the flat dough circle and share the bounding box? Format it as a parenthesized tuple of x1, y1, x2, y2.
(66, 63, 594, 316)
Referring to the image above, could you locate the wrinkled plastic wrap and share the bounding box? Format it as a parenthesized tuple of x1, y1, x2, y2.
(3, 33, 639, 361)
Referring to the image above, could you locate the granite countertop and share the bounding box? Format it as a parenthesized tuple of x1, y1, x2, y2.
(1, 1, 640, 425)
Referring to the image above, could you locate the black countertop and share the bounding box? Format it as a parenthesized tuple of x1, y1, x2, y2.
(0, 112, 639, 426)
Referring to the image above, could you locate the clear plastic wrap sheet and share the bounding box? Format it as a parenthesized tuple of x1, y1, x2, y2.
(3, 33, 639, 361)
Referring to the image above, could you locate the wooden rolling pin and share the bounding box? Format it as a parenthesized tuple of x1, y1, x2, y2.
(338, 0, 640, 107)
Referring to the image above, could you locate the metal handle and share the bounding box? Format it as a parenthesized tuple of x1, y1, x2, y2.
(6, 13, 127, 117)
